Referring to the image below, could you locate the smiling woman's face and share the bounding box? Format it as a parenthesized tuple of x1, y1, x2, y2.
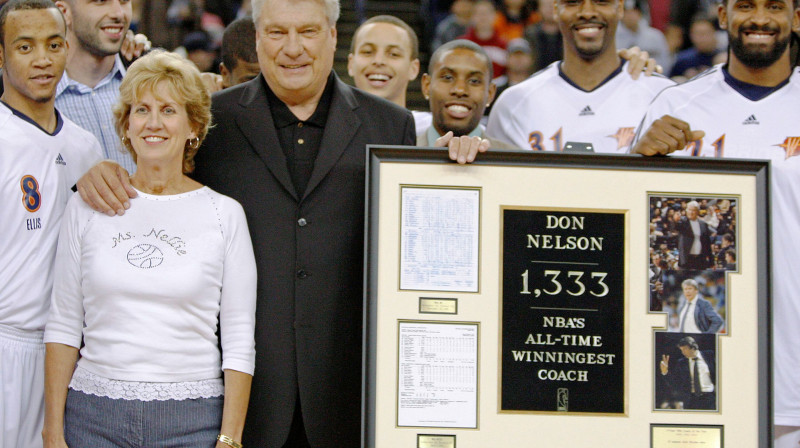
(126, 82, 196, 171)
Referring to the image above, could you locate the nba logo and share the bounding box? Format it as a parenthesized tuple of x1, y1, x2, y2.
(557, 388, 568, 411)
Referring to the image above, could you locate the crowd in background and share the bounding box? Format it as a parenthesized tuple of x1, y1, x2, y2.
(130, 0, 797, 83)
(5, 0, 800, 446)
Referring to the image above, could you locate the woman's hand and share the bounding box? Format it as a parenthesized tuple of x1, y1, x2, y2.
(42, 432, 69, 448)
(44, 344, 79, 448)
(217, 370, 253, 447)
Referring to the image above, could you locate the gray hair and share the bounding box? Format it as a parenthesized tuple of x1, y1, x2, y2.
(252, 0, 340, 27)
(681, 279, 698, 290)
(686, 200, 700, 211)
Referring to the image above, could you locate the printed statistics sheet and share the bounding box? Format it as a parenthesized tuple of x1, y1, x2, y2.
(400, 187, 480, 292)
(397, 321, 479, 428)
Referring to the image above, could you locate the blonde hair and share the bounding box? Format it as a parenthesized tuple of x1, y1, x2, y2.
(113, 50, 212, 173)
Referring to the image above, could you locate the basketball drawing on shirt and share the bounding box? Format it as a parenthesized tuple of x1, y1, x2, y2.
(127, 244, 164, 269)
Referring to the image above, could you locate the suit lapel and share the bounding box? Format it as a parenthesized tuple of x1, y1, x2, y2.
(235, 75, 299, 201)
(693, 299, 702, 330)
(302, 76, 361, 200)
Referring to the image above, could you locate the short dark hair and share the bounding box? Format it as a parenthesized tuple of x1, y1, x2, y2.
(0, 0, 63, 48)
(428, 39, 493, 80)
(677, 336, 699, 350)
(722, 0, 798, 7)
(221, 17, 257, 71)
(689, 14, 715, 30)
(623, 0, 644, 10)
(724, 249, 736, 261)
(350, 15, 419, 60)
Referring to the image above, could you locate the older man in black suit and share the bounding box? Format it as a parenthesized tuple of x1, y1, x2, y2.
(190, 1, 415, 446)
(75, 1, 488, 446)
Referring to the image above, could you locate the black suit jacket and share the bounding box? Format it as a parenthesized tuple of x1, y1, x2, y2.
(668, 350, 716, 401)
(193, 73, 415, 447)
(677, 217, 712, 268)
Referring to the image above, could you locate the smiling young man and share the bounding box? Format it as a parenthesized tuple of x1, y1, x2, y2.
(486, 0, 673, 153)
(347, 15, 433, 133)
(0, 1, 101, 446)
(53, 0, 137, 173)
(348, 15, 419, 110)
(418, 39, 516, 149)
(630, 1, 800, 445)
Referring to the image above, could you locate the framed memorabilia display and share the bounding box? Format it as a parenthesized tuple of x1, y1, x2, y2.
(363, 147, 770, 447)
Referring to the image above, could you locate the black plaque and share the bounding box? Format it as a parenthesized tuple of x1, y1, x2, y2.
(501, 208, 625, 413)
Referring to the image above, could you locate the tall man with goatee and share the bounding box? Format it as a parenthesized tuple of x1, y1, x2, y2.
(632, 1, 800, 445)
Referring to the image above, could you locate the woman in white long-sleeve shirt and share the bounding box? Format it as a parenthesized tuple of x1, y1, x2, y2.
(42, 51, 257, 448)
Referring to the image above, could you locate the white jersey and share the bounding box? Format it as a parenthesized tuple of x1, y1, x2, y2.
(0, 102, 102, 331)
(486, 61, 674, 153)
(412, 110, 432, 135)
(634, 64, 800, 426)
(635, 64, 800, 160)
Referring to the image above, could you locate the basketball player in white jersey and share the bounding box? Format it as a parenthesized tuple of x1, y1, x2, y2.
(0, 1, 101, 446)
(632, 1, 800, 446)
(485, 0, 674, 153)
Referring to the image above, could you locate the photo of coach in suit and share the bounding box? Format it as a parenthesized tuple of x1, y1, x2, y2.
(654, 271, 726, 334)
(656, 333, 718, 411)
(674, 278, 724, 334)
(677, 200, 713, 270)
(649, 196, 737, 272)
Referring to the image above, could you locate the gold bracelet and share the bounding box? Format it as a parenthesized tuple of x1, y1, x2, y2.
(217, 434, 243, 448)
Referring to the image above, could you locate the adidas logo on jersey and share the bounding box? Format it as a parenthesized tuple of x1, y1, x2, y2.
(742, 115, 759, 125)
(579, 106, 594, 116)
(55, 154, 66, 166)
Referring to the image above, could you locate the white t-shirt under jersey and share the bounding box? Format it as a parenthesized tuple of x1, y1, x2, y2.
(0, 102, 102, 332)
(634, 64, 800, 426)
(487, 61, 674, 154)
(44, 187, 257, 384)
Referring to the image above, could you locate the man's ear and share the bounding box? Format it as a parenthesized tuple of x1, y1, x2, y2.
(54, 1, 72, 29)
(219, 62, 231, 88)
(486, 81, 497, 107)
(421, 73, 431, 100)
(717, 3, 728, 30)
(793, 7, 800, 33)
(408, 58, 420, 82)
(347, 52, 355, 77)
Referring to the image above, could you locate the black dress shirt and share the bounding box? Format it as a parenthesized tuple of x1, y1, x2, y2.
(265, 72, 336, 197)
